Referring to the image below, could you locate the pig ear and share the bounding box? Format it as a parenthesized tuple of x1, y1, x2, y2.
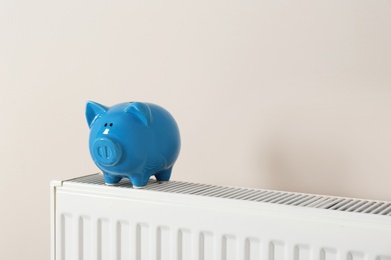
(86, 101, 108, 128)
(124, 102, 152, 127)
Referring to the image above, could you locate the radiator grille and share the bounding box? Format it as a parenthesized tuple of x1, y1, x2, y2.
(67, 174, 391, 217)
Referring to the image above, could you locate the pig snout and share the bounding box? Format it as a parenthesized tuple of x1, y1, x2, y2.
(92, 138, 122, 166)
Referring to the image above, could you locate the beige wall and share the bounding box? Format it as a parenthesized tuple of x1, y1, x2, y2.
(1, 0, 391, 259)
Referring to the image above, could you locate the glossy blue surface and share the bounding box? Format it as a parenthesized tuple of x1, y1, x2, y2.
(86, 101, 181, 188)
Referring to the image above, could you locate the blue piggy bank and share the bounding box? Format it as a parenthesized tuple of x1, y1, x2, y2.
(86, 101, 181, 188)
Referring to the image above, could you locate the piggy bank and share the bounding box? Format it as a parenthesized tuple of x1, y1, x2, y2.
(86, 101, 181, 188)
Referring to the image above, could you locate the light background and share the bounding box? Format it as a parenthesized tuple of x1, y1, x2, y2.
(1, 0, 391, 259)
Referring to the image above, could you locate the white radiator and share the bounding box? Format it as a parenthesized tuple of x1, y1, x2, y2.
(51, 174, 391, 260)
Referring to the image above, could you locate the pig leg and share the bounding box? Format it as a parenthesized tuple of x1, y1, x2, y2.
(130, 175, 150, 189)
(154, 167, 172, 182)
(103, 173, 122, 185)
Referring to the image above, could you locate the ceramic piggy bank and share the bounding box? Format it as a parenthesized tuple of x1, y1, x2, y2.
(86, 101, 180, 188)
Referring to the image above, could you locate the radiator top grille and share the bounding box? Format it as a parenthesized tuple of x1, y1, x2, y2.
(67, 174, 391, 217)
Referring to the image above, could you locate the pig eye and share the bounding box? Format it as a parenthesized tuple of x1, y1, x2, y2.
(110, 123, 113, 127)
(104, 123, 108, 127)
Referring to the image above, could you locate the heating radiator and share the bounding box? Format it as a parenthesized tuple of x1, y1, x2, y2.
(51, 174, 391, 260)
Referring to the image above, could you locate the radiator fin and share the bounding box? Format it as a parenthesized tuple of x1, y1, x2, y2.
(222, 235, 237, 260)
(178, 229, 192, 260)
(270, 241, 285, 260)
(157, 226, 171, 260)
(61, 214, 73, 260)
(68, 174, 391, 218)
(97, 218, 110, 260)
(294, 245, 311, 260)
(136, 223, 150, 260)
(321, 248, 338, 260)
(348, 252, 365, 260)
(245, 238, 261, 260)
(117, 221, 130, 260)
(79, 216, 91, 260)
(200, 231, 214, 260)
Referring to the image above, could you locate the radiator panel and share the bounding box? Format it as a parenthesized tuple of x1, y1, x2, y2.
(51, 174, 391, 260)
